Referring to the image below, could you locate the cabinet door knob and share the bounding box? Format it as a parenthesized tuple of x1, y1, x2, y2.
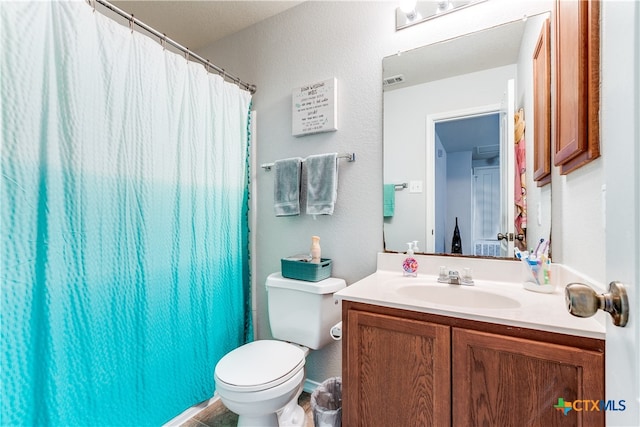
(565, 281, 629, 327)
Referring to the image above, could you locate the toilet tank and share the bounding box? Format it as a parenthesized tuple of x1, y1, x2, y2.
(266, 273, 346, 350)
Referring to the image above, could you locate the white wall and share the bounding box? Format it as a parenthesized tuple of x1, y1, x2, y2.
(552, 162, 605, 280)
(196, 0, 608, 385)
(446, 151, 473, 254)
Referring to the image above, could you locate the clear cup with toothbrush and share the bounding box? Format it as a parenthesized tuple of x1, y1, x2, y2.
(516, 246, 554, 293)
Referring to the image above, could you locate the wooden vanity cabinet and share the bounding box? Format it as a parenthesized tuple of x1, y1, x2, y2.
(342, 301, 605, 427)
(453, 328, 604, 427)
(343, 307, 451, 426)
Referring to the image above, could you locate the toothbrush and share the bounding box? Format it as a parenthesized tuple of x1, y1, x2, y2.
(540, 240, 550, 258)
(543, 258, 551, 284)
(533, 238, 544, 259)
(514, 248, 523, 260)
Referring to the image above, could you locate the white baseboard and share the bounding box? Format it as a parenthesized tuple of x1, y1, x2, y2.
(163, 394, 220, 426)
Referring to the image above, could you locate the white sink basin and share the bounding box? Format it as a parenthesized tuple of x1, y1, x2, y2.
(395, 284, 521, 309)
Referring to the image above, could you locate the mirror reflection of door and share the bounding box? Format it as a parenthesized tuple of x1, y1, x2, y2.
(434, 112, 500, 256)
(432, 113, 502, 256)
(427, 79, 514, 258)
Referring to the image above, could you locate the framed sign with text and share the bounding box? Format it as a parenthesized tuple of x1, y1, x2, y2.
(292, 78, 338, 136)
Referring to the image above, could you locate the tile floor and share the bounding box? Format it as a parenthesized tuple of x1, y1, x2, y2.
(181, 392, 314, 427)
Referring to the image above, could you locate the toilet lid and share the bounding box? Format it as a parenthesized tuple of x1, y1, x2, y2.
(214, 340, 305, 392)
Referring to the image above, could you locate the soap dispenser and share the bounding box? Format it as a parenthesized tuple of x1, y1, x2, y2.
(310, 235, 321, 264)
(403, 242, 418, 277)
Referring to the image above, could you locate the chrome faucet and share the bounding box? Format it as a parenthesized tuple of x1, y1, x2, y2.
(437, 268, 474, 286)
(448, 270, 460, 285)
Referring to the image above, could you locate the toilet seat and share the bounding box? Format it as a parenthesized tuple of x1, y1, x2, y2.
(214, 340, 305, 393)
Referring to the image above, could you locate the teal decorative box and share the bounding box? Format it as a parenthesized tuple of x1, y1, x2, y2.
(281, 257, 332, 282)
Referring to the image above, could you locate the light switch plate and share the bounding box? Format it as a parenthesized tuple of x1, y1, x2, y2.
(409, 180, 423, 193)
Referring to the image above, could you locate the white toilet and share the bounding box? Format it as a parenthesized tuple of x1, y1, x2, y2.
(214, 272, 346, 427)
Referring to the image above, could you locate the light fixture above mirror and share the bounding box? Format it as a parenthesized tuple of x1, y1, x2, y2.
(396, 0, 487, 31)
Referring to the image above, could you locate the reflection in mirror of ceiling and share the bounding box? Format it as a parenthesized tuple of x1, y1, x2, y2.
(384, 19, 526, 91)
(436, 114, 500, 159)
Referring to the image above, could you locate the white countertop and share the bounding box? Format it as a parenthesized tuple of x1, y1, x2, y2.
(334, 253, 606, 340)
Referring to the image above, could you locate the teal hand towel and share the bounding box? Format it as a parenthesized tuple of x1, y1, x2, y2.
(305, 153, 338, 215)
(274, 157, 303, 216)
(384, 184, 395, 217)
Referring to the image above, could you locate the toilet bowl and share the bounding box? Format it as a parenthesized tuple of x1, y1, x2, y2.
(213, 273, 346, 426)
(214, 340, 307, 427)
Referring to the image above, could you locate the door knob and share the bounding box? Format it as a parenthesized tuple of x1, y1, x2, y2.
(565, 281, 629, 327)
(497, 232, 524, 242)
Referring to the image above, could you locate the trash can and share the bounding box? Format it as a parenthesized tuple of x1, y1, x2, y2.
(311, 376, 342, 427)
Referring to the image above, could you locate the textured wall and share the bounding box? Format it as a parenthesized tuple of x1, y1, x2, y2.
(195, 0, 607, 385)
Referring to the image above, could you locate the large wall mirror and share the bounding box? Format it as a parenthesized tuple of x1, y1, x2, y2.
(383, 12, 552, 258)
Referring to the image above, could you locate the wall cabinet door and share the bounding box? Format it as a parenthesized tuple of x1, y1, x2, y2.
(452, 328, 605, 427)
(554, 0, 600, 174)
(533, 17, 551, 186)
(343, 308, 451, 427)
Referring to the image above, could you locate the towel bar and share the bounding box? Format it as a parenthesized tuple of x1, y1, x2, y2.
(395, 183, 408, 190)
(261, 152, 355, 171)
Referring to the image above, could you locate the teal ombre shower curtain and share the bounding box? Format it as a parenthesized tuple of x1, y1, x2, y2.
(1, 1, 252, 425)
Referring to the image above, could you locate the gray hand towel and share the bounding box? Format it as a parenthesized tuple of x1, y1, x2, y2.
(274, 157, 302, 216)
(305, 153, 338, 215)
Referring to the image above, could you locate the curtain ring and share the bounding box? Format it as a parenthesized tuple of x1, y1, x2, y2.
(221, 69, 226, 80)
(90, 0, 96, 13)
(129, 15, 134, 34)
(185, 48, 190, 63)
(160, 34, 167, 51)
(205, 60, 210, 73)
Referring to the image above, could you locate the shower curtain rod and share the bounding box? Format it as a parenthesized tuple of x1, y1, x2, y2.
(90, 0, 257, 94)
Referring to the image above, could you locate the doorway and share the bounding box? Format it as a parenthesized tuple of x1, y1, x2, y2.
(433, 113, 502, 256)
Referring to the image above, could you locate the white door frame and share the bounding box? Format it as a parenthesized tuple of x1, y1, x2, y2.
(425, 103, 507, 254)
(502, 79, 516, 258)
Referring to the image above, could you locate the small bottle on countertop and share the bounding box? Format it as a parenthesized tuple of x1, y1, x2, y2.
(310, 236, 321, 264)
(403, 242, 418, 277)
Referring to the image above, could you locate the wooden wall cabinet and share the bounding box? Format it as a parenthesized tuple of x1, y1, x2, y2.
(342, 301, 605, 427)
(533, 18, 551, 186)
(554, 0, 600, 174)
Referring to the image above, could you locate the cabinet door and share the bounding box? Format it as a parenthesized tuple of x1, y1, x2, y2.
(554, 0, 600, 174)
(533, 17, 551, 186)
(343, 309, 450, 427)
(452, 328, 604, 427)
